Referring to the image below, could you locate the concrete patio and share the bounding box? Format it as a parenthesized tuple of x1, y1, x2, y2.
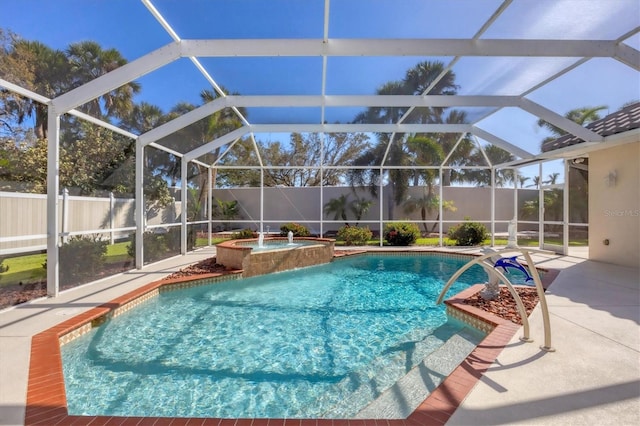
(0, 247, 638, 425)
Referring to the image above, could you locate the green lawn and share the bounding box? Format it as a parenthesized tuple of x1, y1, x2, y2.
(0, 252, 47, 286)
(0, 241, 131, 287)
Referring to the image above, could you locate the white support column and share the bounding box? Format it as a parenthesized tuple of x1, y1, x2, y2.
(439, 168, 444, 247)
(208, 167, 212, 246)
(260, 168, 264, 233)
(109, 191, 115, 245)
(181, 159, 188, 255)
(538, 163, 544, 250)
(379, 168, 384, 247)
(513, 168, 519, 245)
(61, 188, 69, 244)
(319, 141, 324, 238)
(563, 159, 570, 255)
(491, 168, 496, 247)
(46, 107, 60, 297)
(135, 142, 145, 269)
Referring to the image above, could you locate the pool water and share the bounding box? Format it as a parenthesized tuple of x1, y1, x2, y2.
(62, 255, 494, 418)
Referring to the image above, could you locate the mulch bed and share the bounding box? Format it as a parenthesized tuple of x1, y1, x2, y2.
(162, 257, 228, 280)
(463, 286, 540, 325)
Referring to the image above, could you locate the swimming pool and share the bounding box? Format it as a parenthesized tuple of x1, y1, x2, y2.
(61, 254, 495, 418)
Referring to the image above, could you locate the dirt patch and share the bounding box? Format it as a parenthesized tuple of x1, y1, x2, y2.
(0, 263, 133, 310)
(463, 286, 540, 325)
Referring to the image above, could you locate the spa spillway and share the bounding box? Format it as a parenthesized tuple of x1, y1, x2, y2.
(216, 237, 335, 277)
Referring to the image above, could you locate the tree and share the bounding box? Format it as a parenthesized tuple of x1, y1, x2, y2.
(518, 175, 530, 188)
(349, 61, 461, 215)
(3, 38, 69, 139)
(119, 102, 167, 134)
(323, 193, 373, 227)
(403, 190, 456, 234)
(460, 145, 515, 187)
(258, 132, 369, 187)
(544, 172, 560, 185)
(323, 194, 350, 225)
(66, 41, 140, 120)
(537, 105, 607, 145)
(349, 196, 373, 226)
(0, 29, 36, 138)
(435, 110, 474, 186)
(528, 175, 542, 189)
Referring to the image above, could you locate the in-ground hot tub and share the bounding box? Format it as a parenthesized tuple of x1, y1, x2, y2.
(216, 237, 335, 277)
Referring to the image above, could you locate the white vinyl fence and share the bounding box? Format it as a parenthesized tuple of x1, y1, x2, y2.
(0, 190, 183, 256)
(1, 186, 537, 256)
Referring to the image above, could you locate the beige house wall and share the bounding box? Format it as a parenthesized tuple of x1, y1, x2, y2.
(589, 141, 640, 268)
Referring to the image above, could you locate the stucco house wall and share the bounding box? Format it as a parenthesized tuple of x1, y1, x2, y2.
(589, 141, 640, 268)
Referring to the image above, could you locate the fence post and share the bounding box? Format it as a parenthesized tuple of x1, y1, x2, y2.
(110, 192, 115, 244)
(62, 188, 69, 244)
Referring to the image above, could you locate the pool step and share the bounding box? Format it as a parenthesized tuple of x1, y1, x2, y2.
(354, 329, 479, 419)
(321, 324, 481, 419)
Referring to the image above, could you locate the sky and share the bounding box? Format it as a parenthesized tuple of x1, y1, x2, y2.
(1, 0, 639, 182)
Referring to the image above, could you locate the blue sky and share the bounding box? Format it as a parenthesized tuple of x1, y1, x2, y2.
(1, 0, 639, 176)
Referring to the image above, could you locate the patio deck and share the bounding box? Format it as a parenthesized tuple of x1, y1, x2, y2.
(0, 247, 638, 425)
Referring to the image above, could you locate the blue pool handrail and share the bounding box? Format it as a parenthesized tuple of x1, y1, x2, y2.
(436, 248, 554, 352)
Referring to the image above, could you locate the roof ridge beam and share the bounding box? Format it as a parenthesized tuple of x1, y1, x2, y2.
(138, 96, 229, 146)
(519, 98, 604, 143)
(247, 123, 471, 133)
(184, 127, 249, 161)
(614, 42, 640, 71)
(52, 42, 182, 113)
(180, 39, 622, 58)
(470, 126, 534, 159)
(221, 95, 519, 108)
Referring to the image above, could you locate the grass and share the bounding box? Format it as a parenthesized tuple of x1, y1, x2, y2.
(0, 252, 47, 286)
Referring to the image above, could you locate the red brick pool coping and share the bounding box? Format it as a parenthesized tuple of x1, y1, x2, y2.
(25, 262, 558, 426)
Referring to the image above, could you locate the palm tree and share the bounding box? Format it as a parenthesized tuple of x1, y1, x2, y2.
(349, 61, 460, 216)
(544, 172, 560, 185)
(435, 110, 473, 186)
(120, 102, 166, 134)
(403, 190, 457, 234)
(349, 196, 373, 226)
(538, 105, 607, 144)
(518, 175, 530, 188)
(9, 39, 70, 139)
(324, 194, 350, 225)
(528, 175, 542, 189)
(461, 145, 515, 187)
(66, 41, 140, 119)
(162, 89, 245, 213)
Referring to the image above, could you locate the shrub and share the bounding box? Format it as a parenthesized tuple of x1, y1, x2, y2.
(280, 223, 310, 237)
(448, 219, 488, 246)
(231, 228, 256, 239)
(128, 231, 166, 262)
(127, 228, 196, 263)
(383, 222, 420, 246)
(53, 236, 108, 286)
(337, 226, 372, 246)
(0, 257, 8, 274)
